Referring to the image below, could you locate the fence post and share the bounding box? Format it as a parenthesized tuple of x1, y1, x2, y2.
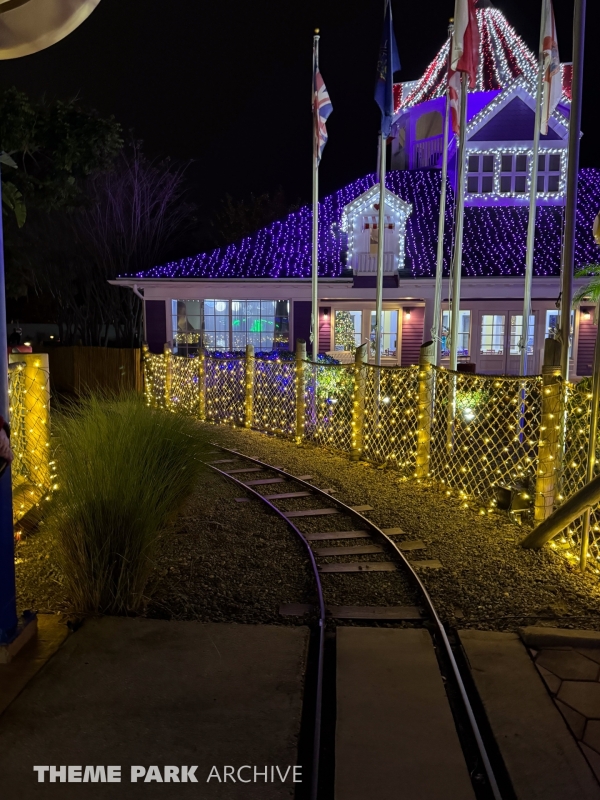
(197, 348, 206, 421)
(163, 343, 172, 410)
(295, 339, 306, 444)
(350, 342, 368, 461)
(534, 338, 563, 523)
(244, 344, 255, 428)
(416, 341, 436, 478)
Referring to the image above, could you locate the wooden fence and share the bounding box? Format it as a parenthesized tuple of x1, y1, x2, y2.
(35, 347, 142, 396)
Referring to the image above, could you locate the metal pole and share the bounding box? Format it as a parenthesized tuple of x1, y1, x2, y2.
(311, 33, 320, 364)
(521, 9, 545, 376)
(560, 0, 586, 381)
(375, 132, 386, 367)
(0, 175, 18, 644)
(431, 23, 454, 364)
(580, 308, 600, 570)
(449, 72, 468, 372)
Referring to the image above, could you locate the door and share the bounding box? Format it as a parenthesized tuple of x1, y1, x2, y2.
(369, 309, 399, 363)
(477, 312, 536, 374)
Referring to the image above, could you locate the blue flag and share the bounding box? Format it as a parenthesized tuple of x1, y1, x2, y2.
(375, 0, 401, 137)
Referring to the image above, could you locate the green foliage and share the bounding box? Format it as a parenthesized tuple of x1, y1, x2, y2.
(455, 388, 491, 414)
(49, 395, 208, 614)
(0, 87, 123, 211)
(2, 180, 26, 227)
(573, 265, 600, 309)
(210, 187, 301, 246)
(315, 364, 354, 402)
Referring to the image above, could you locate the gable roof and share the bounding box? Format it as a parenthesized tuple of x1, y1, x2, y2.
(469, 96, 562, 142)
(129, 168, 600, 282)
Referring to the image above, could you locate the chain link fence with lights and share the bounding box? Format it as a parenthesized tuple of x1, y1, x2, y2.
(142, 345, 600, 565)
(7, 354, 54, 528)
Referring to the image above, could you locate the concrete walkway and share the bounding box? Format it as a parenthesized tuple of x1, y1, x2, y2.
(0, 618, 308, 799)
(460, 629, 600, 800)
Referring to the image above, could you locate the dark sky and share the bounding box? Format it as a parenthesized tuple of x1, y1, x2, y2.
(1, 0, 598, 209)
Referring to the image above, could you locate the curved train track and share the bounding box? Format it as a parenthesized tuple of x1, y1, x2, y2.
(204, 444, 504, 800)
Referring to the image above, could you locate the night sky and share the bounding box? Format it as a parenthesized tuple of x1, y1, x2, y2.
(1, 0, 598, 211)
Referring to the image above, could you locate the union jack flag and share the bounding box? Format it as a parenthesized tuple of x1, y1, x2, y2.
(314, 68, 332, 163)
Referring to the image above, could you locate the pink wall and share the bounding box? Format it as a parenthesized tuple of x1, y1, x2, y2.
(319, 307, 331, 353)
(577, 309, 596, 376)
(400, 306, 425, 366)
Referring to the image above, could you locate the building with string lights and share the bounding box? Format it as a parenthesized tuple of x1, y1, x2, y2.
(115, 2, 600, 377)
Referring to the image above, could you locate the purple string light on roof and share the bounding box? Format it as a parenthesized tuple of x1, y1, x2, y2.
(128, 168, 600, 281)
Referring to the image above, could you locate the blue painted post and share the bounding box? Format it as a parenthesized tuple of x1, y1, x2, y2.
(0, 177, 18, 644)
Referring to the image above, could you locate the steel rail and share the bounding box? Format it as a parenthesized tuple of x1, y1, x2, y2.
(211, 444, 504, 800)
(202, 455, 326, 800)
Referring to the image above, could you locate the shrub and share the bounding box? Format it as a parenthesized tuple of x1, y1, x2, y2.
(49, 394, 208, 614)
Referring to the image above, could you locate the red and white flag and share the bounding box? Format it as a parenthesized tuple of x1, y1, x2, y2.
(540, 0, 561, 135)
(451, 0, 480, 89)
(448, 67, 462, 135)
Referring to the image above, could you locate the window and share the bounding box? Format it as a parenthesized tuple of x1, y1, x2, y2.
(537, 153, 562, 194)
(546, 309, 573, 358)
(500, 153, 528, 194)
(441, 310, 471, 358)
(509, 315, 535, 356)
(370, 310, 399, 359)
(467, 154, 494, 194)
(480, 314, 506, 355)
(172, 299, 289, 354)
(334, 310, 362, 352)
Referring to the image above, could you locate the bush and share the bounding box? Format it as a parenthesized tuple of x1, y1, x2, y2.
(49, 394, 208, 614)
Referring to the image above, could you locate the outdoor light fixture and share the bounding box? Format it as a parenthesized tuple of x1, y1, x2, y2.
(583, 309, 592, 320)
(405, 309, 411, 319)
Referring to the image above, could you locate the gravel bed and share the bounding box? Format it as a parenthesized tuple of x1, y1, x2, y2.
(209, 425, 600, 632)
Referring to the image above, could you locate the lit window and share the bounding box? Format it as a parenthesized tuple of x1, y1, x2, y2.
(441, 310, 470, 358)
(509, 315, 535, 356)
(334, 310, 362, 352)
(370, 310, 399, 359)
(480, 314, 506, 355)
(172, 300, 289, 354)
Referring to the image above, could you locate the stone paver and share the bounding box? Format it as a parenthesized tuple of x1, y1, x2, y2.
(537, 663, 562, 694)
(460, 629, 600, 800)
(537, 649, 600, 681)
(585, 721, 600, 754)
(581, 743, 600, 783)
(558, 681, 600, 719)
(521, 628, 600, 649)
(556, 699, 587, 740)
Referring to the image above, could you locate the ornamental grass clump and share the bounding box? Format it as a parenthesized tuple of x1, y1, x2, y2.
(50, 394, 207, 614)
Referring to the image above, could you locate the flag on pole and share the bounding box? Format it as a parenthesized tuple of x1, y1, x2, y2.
(448, 67, 462, 135)
(375, 0, 401, 137)
(451, 0, 480, 89)
(540, 0, 561, 135)
(314, 63, 332, 163)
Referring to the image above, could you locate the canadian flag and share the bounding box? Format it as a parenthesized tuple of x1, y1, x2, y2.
(540, 0, 561, 135)
(451, 0, 480, 89)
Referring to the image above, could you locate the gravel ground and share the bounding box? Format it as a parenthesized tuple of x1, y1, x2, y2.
(207, 425, 600, 632)
(15, 422, 600, 631)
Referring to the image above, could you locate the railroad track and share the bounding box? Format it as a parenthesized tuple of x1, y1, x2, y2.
(204, 444, 505, 800)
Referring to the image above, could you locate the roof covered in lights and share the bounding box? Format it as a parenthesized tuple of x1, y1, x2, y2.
(129, 168, 600, 282)
(393, 5, 572, 113)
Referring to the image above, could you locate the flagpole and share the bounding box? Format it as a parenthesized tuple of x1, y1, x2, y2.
(311, 31, 320, 363)
(560, 0, 586, 381)
(449, 72, 468, 372)
(431, 22, 454, 363)
(520, 6, 545, 376)
(374, 134, 386, 367)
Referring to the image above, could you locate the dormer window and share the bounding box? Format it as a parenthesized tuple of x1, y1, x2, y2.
(500, 154, 527, 194)
(467, 155, 494, 194)
(537, 154, 561, 193)
(465, 148, 566, 200)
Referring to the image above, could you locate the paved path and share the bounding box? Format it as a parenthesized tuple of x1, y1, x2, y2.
(0, 618, 308, 799)
(460, 629, 600, 800)
(335, 627, 475, 800)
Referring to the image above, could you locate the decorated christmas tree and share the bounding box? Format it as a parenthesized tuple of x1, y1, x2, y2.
(334, 311, 357, 353)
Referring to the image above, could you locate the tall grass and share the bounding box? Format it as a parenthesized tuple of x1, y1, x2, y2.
(50, 394, 208, 614)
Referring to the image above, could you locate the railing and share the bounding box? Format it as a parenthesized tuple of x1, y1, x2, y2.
(412, 135, 444, 169)
(143, 341, 599, 574)
(354, 253, 398, 274)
